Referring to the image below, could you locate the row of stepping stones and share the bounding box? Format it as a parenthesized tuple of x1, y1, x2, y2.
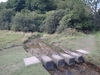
(23, 50, 89, 70)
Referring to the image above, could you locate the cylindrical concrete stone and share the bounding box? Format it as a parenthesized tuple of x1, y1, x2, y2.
(41, 55, 54, 70)
(59, 53, 75, 65)
(51, 54, 65, 67)
(68, 52, 84, 63)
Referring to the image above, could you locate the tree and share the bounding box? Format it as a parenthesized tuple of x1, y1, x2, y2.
(11, 12, 40, 32)
(5, 0, 56, 13)
(83, 0, 100, 14)
(0, 0, 99, 32)
(14, 0, 26, 11)
(0, 2, 6, 11)
(25, 0, 32, 11)
(6, 0, 17, 8)
(57, 0, 85, 10)
(57, 8, 93, 33)
(40, 9, 66, 34)
(94, 9, 100, 30)
(29, 0, 56, 13)
(0, 9, 15, 30)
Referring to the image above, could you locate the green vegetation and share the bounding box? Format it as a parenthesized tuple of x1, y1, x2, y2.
(0, 0, 100, 74)
(0, 31, 50, 75)
(85, 32, 100, 67)
(0, 0, 100, 33)
(41, 30, 100, 67)
(0, 30, 24, 48)
(40, 9, 66, 34)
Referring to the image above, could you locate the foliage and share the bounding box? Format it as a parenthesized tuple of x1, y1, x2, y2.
(6, 0, 56, 13)
(40, 9, 66, 34)
(0, 0, 99, 33)
(0, 9, 15, 30)
(27, 0, 56, 13)
(57, 0, 84, 10)
(83, 0, 100, 13)
(94, 9, 100, 31)
(11, 12, 38, 32)
(0, 31, 50, 75)
(0, 2, 6, 11)
(57, 9, 93, 33)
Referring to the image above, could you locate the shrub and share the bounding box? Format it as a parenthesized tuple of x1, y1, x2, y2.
(0, 9, 15, 30)
(40, 9, 66, 34)
(11, 12, 38, 32)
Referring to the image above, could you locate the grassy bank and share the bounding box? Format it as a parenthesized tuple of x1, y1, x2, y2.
(41, 31, 100, 68)
(0, 31, 50, 75)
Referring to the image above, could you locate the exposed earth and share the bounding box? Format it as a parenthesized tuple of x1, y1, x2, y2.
(24, 38, 100, 75)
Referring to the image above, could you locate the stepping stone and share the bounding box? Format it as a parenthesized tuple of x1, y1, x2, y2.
(41, 55, 54, 70)
(23, 56, 41, 66)
(51, 54, 65, 67)
(67, 52, 84, 63)
(59, 53, 75, 65)
(76, 49, 89, 54)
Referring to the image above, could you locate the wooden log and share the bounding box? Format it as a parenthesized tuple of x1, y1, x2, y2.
(59, 53, 75, 65)
(51, 54, 65, 67)
(41, 55, 54, 70)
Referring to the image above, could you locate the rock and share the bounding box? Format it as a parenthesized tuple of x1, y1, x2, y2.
(41, 55, 54, 70)
(23, 56, 41, 66)
(59, 53, 75, 65)
(51, 54, 65, 67)
(67, 52, 84, 63)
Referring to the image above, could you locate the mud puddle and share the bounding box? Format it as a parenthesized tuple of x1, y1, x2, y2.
(24, 39, 100, 75)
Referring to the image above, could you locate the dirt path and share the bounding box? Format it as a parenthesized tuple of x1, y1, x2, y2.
(24, 38, 100, 75)
(25, 39, 57, 56)
(49, 62, 100, 75)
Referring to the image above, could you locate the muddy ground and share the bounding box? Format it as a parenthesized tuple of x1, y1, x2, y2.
(24, 39, 100, 75)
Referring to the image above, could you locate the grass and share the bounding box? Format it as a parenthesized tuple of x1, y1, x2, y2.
(23, 32, 44, 44)
(85, 32, 100, 67)
(0, 30, 25, 49)
(0, 30, 50, 75)
(1, 30, 99, 75)
(41, 31, 100, 68)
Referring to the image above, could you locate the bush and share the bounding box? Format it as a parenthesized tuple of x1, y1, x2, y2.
(11, 12, 38, 32)
(11, 11, 46, 32)
(57, 10, 78, 33)
(40, 9, 66, 34)
(57, 10, 93, 33)
(0, 9, 15, 30)
(61, 28, 83, 36)
(94, 9, 100, 31)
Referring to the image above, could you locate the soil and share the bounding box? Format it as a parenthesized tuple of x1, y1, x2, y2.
(24, 38, 57, 56)
(24, 38, 100, 75)
(49, 63, 100, 75)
